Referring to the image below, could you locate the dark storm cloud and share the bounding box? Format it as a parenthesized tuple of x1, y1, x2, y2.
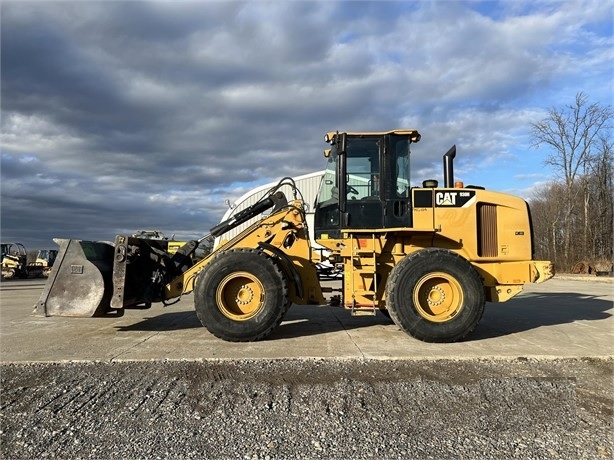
(1, 0, 610, 248)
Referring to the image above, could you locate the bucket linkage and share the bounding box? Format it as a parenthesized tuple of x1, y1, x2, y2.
(35, 190, 285, 318)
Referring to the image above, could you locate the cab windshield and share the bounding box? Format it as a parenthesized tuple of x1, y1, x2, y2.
(314, 150, 339, 229)
(317, 154, 337, 204)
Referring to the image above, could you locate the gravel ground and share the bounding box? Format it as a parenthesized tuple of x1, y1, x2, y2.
(1, 358, 612, 459)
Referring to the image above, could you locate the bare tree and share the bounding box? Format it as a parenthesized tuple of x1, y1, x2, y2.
(530, 182, 566, 266)
(590, 136, 613, 269)
(530, 92, 613, 270)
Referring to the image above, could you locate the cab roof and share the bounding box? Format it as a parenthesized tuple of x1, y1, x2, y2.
(325, 129, 421, 143)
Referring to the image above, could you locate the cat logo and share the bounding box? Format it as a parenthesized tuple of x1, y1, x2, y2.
(434, 190, 476, 207)
(435, 192, 457, 206)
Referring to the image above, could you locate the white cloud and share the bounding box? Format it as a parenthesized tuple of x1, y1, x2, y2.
(1, 0, 610, 247)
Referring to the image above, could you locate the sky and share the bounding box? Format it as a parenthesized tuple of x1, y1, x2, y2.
(1, 0, 612, 249)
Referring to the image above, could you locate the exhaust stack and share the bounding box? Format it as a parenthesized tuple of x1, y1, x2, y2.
(443, 145, 456, 188)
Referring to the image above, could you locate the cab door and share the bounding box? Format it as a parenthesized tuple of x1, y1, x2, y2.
(343, 136, 384, 229)
(382, 134, 412, 228)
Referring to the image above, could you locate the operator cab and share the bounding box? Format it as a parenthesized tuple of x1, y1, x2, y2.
(314, 130, 421, 239)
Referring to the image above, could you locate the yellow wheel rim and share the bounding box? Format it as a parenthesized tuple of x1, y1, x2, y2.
(413, 272, 463, 323)
(216, 271, 264, 321)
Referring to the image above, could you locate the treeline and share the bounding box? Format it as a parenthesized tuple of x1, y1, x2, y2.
(528, 92, 613, 273)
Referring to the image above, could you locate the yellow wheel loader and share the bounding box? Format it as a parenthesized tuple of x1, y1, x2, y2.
(35, 129, 553, 342)
(35, 249, 58, 277)
(2, 242, 44, 279)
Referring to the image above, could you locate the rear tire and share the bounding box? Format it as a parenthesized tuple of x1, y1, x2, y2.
(194, 249, 288, 342)
(385, 248, 484, 342)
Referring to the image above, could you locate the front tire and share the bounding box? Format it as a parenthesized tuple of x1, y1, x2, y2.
(194, 249, 288, 342)
(385, 248, 485, 342)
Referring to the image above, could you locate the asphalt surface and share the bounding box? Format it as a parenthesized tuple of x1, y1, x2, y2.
(1, 276, 613, 459)
(1, 276, 613, 361)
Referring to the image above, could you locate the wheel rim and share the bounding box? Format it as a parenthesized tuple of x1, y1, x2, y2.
(216, 271, 264, 321)
(413, 272, 463, 322)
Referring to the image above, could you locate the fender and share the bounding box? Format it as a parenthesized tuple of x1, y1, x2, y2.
(258, 241, 304, 299)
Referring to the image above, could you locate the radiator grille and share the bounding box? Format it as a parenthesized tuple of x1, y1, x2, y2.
(478, 204, 498, 257)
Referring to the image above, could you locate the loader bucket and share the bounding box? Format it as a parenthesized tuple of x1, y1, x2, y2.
(35, 235, 194, 318)
(34, 239, 118, 317)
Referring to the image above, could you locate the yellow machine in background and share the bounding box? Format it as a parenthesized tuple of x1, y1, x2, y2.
(131, 230, 187, 255)
(1, 242, 44, 279)
(35, 249, 58, 277)
(36, 129, 553, 343)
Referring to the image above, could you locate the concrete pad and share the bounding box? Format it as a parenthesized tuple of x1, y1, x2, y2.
(0, 276, 612, 362)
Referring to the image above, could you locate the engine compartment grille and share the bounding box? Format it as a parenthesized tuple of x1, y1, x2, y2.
(478, 204, 498, 257)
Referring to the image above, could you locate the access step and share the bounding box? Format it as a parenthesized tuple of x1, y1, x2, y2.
(351, 306, 377, 317)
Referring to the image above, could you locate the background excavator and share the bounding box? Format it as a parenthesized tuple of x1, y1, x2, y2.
(35, 129, 553, 342)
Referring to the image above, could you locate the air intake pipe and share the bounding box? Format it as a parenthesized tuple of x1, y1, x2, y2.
(443, 145, 456, 188)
